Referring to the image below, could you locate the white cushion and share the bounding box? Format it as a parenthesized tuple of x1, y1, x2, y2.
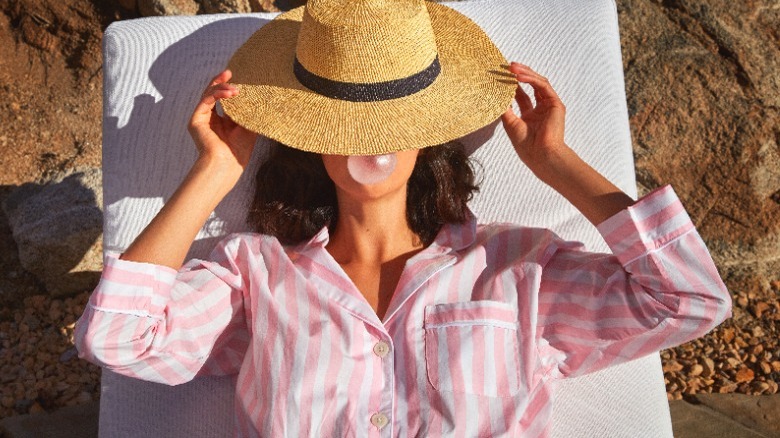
(100, 1, 673, 436)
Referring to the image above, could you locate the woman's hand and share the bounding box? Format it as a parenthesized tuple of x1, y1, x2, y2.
(500, 62, 567, 177)
(119, 71, 257, 269)
(188, 69, 257, 176)
(500, 62, 635, 225)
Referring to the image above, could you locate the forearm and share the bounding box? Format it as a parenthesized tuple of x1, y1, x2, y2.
(530, 144, 635, 226)
(120, 155, 242, 269)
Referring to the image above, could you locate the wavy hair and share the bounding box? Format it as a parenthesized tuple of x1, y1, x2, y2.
(248, 140, 479, 245)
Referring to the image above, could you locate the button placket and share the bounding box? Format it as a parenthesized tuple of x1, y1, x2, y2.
(369, 337, 393, 433)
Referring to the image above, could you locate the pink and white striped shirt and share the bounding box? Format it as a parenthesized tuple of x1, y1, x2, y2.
(75, 185, 731, 437)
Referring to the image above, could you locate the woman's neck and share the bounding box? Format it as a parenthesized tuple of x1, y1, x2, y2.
(326, 186, 422, 266)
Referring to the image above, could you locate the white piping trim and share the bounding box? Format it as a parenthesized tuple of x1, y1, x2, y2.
(622, 227, 697, 267)
(425, 320, 518, 330)
(89, 304, 162, 320)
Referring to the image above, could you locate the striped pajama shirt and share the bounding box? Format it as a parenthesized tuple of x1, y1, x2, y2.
(75, 185, 732, 437)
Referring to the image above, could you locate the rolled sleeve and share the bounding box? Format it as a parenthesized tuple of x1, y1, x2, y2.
(536, 185, 732, 380)
(74, 235, 251, 386)
(87, 252, 178, 318)
(597, 185, 695, 264)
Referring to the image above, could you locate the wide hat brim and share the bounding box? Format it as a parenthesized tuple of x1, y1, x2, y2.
(221, 2, 517, 156)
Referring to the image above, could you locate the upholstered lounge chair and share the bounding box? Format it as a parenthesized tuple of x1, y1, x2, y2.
(98, 0, 673, 435)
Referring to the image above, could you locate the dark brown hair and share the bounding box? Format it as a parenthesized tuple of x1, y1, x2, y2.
(248, 140, 479, 246)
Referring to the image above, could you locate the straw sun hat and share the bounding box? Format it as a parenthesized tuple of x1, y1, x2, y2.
(221, 0, 517, 156)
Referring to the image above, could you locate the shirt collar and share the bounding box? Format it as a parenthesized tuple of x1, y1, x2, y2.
(293, 209, 477, 254)
(427, 208, 477, 253)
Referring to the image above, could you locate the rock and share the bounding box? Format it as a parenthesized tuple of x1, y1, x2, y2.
(199, 0, 251, 13)
(688, 363, 704, 376)
(76, 391, 92, 404)
(59, 347, 79, 363)
(751, 301, 771, 318)
(138, 0, 199, 16)
(28, 401, 46, 414)
(717, 381, 738, 393)
(726, 357, 742, 368)
(617, 0, 780, 295)
(117, 0, 138, 10)
(700, 357, 716, 378)
(735, 366, 755, 383)
(1, 396, 13, 409)
(664, 360, 685, 372)
(2, 167, 103, 297)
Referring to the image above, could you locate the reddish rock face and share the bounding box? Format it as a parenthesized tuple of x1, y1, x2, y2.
(617, 0, 779, 293)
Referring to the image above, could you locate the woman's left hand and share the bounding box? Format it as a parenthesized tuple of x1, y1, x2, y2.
(500, 62, 567, 176)
(500, 62, 635, 225)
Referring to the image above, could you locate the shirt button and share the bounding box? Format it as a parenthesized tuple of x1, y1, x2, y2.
(370, 412, 389, 429)
(373, 341, 390, 358)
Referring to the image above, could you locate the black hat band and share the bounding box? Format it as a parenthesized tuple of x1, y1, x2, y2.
(293, 56, 441, 102)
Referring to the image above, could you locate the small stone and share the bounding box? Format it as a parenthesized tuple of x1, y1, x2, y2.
(684, 377, 703, 394)
(718, 381, 738, 393)
(28, 402, 45, 415)
(759, 362, 772, 374)
(14, 398, 34, 412)
(688, 363, 704, 376)
(48, 307, 63, 322)
(767, 381, 779, 394)
(750, 344, 764, 355)
(752, 302, 771, 318)
(138, 0, 199, 16)
(59, 347, 78, 363)
(76, 391, 92, 404)
(750, 381, 770, 395)
(721, 328, 735, 343)
(117, 0, 137, 10)
(771, 361, 780, 372)
(700, 357, 716, 378)
(663, 360, 684, 373)
(735, 367, 755, 383)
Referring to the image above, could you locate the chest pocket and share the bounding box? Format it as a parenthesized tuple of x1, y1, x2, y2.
(423, 301, 522, 398)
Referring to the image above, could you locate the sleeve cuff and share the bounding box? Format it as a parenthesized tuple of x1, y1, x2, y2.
(596, 185, 696, 266)
(88, 252, 179, 317)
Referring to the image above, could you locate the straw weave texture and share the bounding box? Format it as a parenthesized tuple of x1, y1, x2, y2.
(297, 0, 437, 82)
(221, 1, 517, 155)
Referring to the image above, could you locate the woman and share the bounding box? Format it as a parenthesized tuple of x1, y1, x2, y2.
(75, 1, 731, 436)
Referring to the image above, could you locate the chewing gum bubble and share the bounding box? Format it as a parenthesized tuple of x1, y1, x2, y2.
(347, 154, 397, 185)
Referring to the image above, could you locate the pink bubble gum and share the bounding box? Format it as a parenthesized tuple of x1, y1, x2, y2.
(347, 154, 398, 185)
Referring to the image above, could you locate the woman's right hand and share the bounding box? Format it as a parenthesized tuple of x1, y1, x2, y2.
(119, 70, 257, 268)
(188, 69, 257, 176)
